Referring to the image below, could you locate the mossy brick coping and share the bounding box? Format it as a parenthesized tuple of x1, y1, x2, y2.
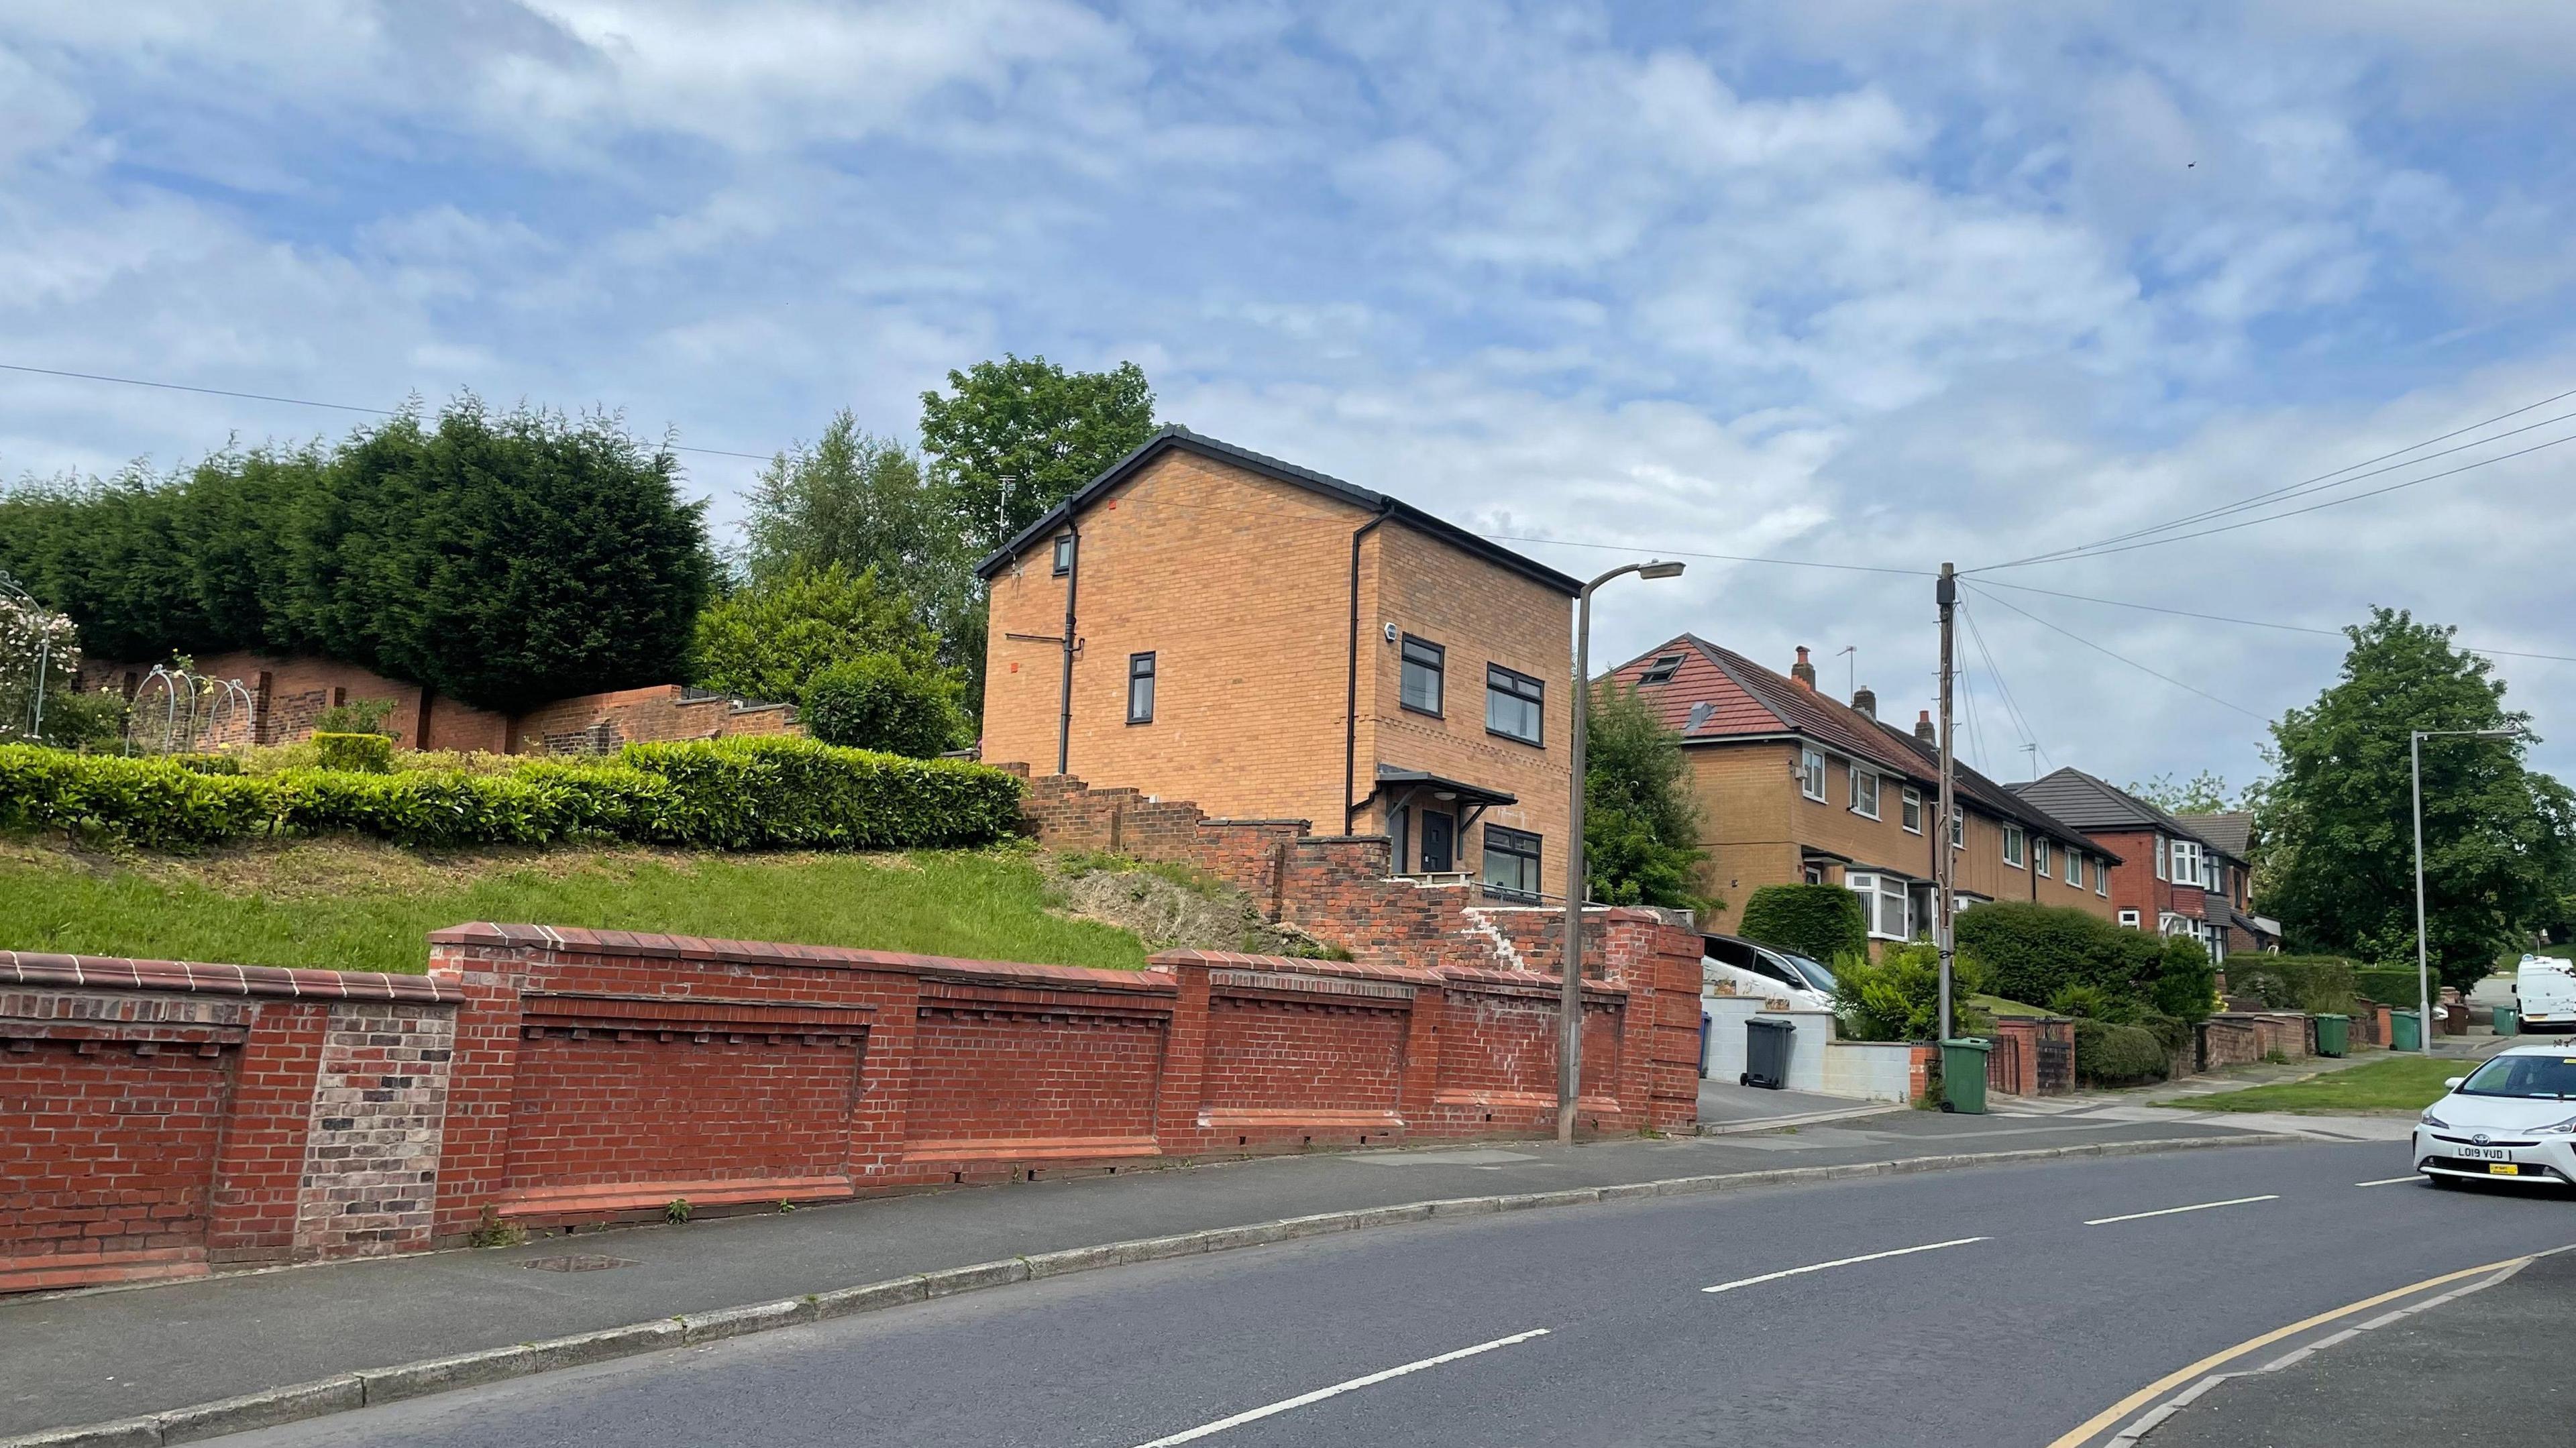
(0, 950, 459, 1003)
(427, 922, 1185, 993)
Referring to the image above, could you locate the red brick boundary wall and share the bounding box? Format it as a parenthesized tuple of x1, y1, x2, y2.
(2, 913, 1700, 1292)
(0, 954, 459, 1294)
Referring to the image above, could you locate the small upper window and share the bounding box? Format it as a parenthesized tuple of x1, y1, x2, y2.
(2153, 835, 2168, 881)
(2169, 838, 2203, 886)
(1800, 748, 1827, 802)
(1901, 787, 1923, 834)
(2033, 836, 2052, 876)
(1485, 665, 1544, 746)
(1950, 810, 1964, 849)
(2096, 858, 2109, 895)
(1051, 533, 1074, 575)
(2065, 848, 2082, 887)
(1400, 635, 1445, 716)
(1849, 766, 1880, 820)
(1126, 652, 1155, 724)
(2118, 908, 2141, 928)
(1638, 653, 1685, 685)
(2002, 824, 2027, 868)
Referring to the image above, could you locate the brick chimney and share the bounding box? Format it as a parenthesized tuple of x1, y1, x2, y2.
(1791, 646, 1817, 689)
(1852, 684, 1877, 719)
(1915, 709, 1935, 744)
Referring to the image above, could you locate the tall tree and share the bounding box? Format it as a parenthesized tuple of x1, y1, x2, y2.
(741, 412, 981, 682)
(2255, 608, 2576, 993)
(690, 562, 945, 708)
(2126, 769, 2236, 815)
(1582, 681, 1713, 912)
(918, 355, 1157, 557)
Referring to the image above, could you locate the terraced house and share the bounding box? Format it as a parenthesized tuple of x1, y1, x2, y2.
(1603, 637, 2118, 946)
(977, 427, 1579, 898)
(2008, 770, 2264, 960)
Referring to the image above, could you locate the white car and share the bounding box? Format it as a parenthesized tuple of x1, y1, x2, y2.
(2412, 1044, 2576, 1188)
(1701, 933, 1838, 1011)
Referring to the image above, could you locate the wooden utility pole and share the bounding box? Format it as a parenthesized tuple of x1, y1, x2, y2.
(1935, 562, 1957, 1043)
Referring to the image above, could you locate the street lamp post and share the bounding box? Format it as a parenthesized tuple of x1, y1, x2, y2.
(2411, 727, 2524, 1050)
(1560, 559, 1685, 1146)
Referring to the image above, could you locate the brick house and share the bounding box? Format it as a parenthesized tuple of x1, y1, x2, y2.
(977, 427, 1579, 899)
(1600, 636, 2119, 946)
(2008, 769, 2257, 960)
(2177, 810, 2282, 954)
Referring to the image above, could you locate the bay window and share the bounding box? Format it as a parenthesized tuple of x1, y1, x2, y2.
(1845, 871, 1913, 942)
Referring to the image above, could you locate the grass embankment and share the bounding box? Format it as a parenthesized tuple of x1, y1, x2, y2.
(0, 837, 1149, 974)
(1969, 993, 2053, 1018)
(2162, 1056, 2465, 1115)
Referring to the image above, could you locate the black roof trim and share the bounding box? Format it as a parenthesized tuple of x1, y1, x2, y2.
(1373, 765, 1519, 809)
(972, 426, 1582, 595)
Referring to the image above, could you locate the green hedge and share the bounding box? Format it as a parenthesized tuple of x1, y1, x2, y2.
(0, 737, 1023, 852)
(2073, 1017, 2168, 1086)
(1738, 884, 1868, 964)
(1955, 901, 2163, 1009)
(313, 732, 394, 774)
(2353, 966, 2425, 1007)
(2231, 955, 2357, 1013)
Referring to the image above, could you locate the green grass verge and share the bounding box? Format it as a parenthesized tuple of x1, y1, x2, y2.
(1969, 993, 2053, 1018)
(0, 838, 1149, 974)
(2158, 1056, 2465, 1115)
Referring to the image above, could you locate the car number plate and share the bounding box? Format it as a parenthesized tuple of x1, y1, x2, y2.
(2459, 1146, 2511, 1161)
(2487, 1162, 2523, 1176)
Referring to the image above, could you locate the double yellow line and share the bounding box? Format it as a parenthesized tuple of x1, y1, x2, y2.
(2047, 1252, 2542, 1447)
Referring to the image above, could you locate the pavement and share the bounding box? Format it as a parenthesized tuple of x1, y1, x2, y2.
(2139, 1237, 2576, 1446)
(0, 1110, 2261, 1441)
(182, 1140, 2576, 1448)
(1697, 1076, 1902, 1130)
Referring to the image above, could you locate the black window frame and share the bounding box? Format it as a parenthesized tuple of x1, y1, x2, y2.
(1637, 652, 1685, 685)
(1126, 651, 1155, 724)
(1484, 663, 1545, 746)
(1481, 824, 1543, 901)
(1051, 533, 1074, 575)
(1399, 634, 1446, 718)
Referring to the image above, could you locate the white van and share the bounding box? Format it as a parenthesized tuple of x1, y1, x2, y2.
(2515, 956, 2576, 1034)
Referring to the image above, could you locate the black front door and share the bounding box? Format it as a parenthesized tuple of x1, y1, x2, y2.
(1421, 810, 1454, 873)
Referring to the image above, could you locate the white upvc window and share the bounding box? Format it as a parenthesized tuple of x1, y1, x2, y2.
(2096, 856, 2109, 895)
(1849, 765, 1880, 820)
(2153, 835, 2168, 881)
(2118, 908, 2141, 928)
(1901, 787, 1922, 834)
(2064, 848, 2081, 886)
(1801, 748, 1827, 802)
(1845, 871, 1913, 942)
(2033, 836, 2052, 877)
(2002, 824, 2026, 868)
(2169, 839, 2203, 887)
(1950, 810, 1964, 849)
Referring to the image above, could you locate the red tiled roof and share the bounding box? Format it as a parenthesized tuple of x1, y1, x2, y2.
(1603, 634, 2114, 858)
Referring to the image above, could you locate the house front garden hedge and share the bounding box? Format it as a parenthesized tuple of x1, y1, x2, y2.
(0, 736, 1022, 852)
(1737, 883, 1868, 964)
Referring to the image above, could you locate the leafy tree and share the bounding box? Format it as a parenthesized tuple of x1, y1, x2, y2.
(800, 654, 966, 758)
(1582, 681, 1711, 911)
(2255, 608, 2576, 994)
(690, 563, 945, 707)
(2127, 769, 2236, 815)
(918, 355, 1157, 557)
(741, 411, 984, 689)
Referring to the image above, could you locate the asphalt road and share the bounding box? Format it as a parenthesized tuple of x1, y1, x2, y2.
(206, 1143, 2576, 1448)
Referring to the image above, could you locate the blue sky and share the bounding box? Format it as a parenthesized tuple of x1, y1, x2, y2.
(5, 1, 2575, 790)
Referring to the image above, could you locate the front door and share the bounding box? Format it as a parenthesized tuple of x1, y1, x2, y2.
(1421, 810, 1454, 873)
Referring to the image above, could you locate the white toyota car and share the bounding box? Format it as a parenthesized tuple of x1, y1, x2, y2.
(2414, 1044, 2576, 1188)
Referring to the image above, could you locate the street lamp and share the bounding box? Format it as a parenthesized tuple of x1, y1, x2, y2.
(2411, 727, 2525, 1051)
(1560, 559, 1685, 1146)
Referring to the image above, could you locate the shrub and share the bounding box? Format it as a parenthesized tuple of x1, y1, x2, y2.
(2047, 983, 2138, 1025)
(691, 563, 943, 706)
(1955, 901, 2161, 1011)
(2230, 954, 2356, 1014)
(2351, 966, 2422, 1007)
(313, 698, 400, 737)
(312, 732, 394, 773)
(1739, 885, 1868, 965)
(799, 655, 965, 758)
(1834, 942, 1991, 1042)
(2149, 937, 2220, 1023)
(2072, 1017, 2167, 1086)
(0, 737, 1024, 852)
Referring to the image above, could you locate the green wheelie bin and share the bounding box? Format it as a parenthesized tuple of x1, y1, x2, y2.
(1939, 1038, 1991, 1115)
(2495, 1005, 2520, 1038)
(2392, 1009, 2422, 1051)
(2314, 1013, 2349, 1058)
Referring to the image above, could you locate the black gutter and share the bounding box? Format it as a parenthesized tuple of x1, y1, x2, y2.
(1342, 502, 1396, 831)
(1056, 522, 1079, 775)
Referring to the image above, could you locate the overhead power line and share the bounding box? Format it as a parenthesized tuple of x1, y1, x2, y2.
(1970, 578, 2576, 665)
(1483, 535, 1936, 577)
(1972, 384, 2576, 573)
(0, 361, 777, 463)
(1964, 581, 2265, 720)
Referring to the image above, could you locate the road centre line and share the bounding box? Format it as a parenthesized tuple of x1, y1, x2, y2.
(2084, 1194, 2276, 1226)
(1128, 1328, 1552, 1447)
(2354, 1174, 2426, 1187)
(1701, 1236, 1989, 1294)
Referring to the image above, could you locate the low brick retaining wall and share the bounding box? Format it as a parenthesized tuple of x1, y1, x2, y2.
(3, 915, 1701, 1293)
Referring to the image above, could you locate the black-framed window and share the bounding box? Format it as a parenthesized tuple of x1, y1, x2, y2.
(1638, 652, 1685, 685)
(1126, 652, 1155, 724)
(1481, 825, 1542, 900)
(1051, 534, 1074, 575)
(1400, 634, 1444, 716)
(1485, 664, 1544, 745)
